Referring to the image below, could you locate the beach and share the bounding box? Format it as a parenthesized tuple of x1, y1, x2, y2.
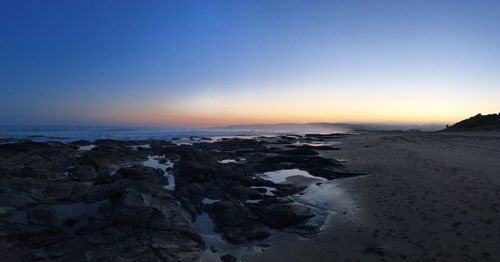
(244, 131, 500, 261)
(1, 131, 499, 261)
(4, 1, 500, 261)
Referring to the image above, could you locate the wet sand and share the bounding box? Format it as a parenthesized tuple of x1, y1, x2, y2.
(244, 131, 500, 261)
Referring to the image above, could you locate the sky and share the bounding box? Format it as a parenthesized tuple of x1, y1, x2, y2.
(1, 0, 499, 127)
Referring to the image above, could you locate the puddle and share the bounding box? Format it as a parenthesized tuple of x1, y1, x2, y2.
(218, 159, 237, 164)
(291, 178, 358, 231)
(54, 200, 109, 234)
(202, 198, 220, 205)
(142, 155, 175, 190)
(195, 212, 218, 235)
(130, 144, 151, 151)
(250, 186, 276, 196)
(62, 165, 74, 178)
(218, 158, 246, 164)
(8, 200, 109, 227)
(142, 155, 173, 170)
(210, 135, 257, 142)
(164, 175, 176, 191)
(54, 200, 109, 220)
(9, 210, 29, 224)
(255, 169, 358, 233)
(258, 169, 326, 184)
(78, 145, 96, 151)
(293, 141, 341, 147)
(172, 137, 211, 145)
(198, 164, 357, 261)
(195, 211, 267, 262)
(196, 172, 353, 262)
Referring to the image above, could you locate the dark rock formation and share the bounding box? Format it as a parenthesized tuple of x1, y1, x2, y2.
(221, 253, 238, 262)
(445, 113, 500, 131)
(0, 134, 363, 260)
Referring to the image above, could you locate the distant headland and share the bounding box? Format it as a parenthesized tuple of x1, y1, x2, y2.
(445, 113, 500, 131)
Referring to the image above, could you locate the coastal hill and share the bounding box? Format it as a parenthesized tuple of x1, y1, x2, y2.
(445, 113, 500, 131)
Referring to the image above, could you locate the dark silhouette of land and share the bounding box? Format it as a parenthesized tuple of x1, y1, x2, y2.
(445, 113, 500, 131)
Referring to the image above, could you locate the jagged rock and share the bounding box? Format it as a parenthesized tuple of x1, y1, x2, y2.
(221, 253, 238, 262)
(208, 201, 269, 243)
(44, 182, 74, 200)
(177, 183, 205, 201)
(231, 185, 262, 200)
(258, 203, 314, 228)
(278, 147, 319, 156)
(0, 134, 355, 260)
(116, 165, 164, 179)
(69, 165, 99, 181)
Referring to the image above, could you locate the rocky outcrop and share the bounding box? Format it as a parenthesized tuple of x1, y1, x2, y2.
(0, 134, 362, 260)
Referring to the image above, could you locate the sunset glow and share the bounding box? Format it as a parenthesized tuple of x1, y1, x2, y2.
(1, 1, 499, 127)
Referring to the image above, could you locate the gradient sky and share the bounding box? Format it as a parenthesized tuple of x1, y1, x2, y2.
(1, 0, 499, 127)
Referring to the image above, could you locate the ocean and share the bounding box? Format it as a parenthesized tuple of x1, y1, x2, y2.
(0, 123, 353, 143)
(0, 126, 269, 143)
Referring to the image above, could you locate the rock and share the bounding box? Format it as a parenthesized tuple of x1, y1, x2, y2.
(0, 141, 75, 179)
(278, 147, 319, 156)
(116, 165, 163, 180)
(174, 154, 218, 183)
(208, 201, 269, 243)
(259, 203, 314, 228)
(70, 140, 92, 146)
(0, 134, 350, 260)
(304, 133, 349, 139)
(113, 191, 193, 230)
(69, 165, 98, 181)
(287, 144, 340, 150)
(291, 223, 320, 236)
(231, 185, 262, 200)
(177, 183, 205, 203)
(363, 247, 386, 256)
(44, 182, 74, 200)
(221, 253, 238, 262)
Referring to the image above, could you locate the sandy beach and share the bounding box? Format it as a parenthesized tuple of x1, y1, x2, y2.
(244, 131, 500, 261)
(2, 131, 500, 261)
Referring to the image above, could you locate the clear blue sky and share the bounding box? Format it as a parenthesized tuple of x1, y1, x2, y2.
(1, 0, 499, 127)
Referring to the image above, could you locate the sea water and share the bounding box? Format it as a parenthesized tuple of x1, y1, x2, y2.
(0, 126, 271, 143)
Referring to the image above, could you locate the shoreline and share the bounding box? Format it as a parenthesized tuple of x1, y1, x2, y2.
(1, 131, 500, 261)
(244, 131, 500, 261)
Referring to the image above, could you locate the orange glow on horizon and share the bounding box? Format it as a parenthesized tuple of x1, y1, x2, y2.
(72, 83, 498, 127)
(86, 108, 471, 127)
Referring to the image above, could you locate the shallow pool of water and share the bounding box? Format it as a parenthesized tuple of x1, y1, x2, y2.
(250, 186, 276, 196)
(54, 200, 109, 220)
(130, 144, 151, 151)
(195, 212, 218, 236)
(218, 159, 237, 164)
(9, 210, 28, 224)
(294, 141, 341, 147)
(143, 155, 176, 190)
(258, 169, 326, 184)
(293, 178, 358, 231)
(202, 198, 220, 205)
(78, 144, 96, 151)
